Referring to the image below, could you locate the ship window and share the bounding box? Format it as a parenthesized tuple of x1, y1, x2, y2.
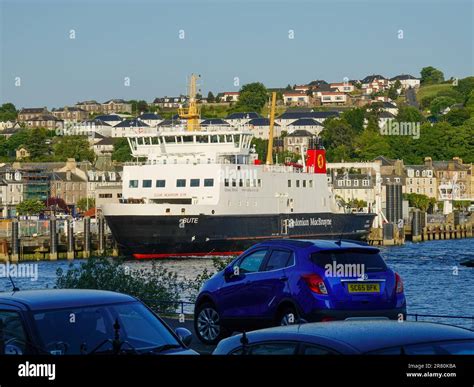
(303, 180, 306, 188)
(239, 179, 243, 187)
(166, 208, 170, 213)
(219, 135, 225, 143)
(226, 135, 233, 142)
(211, 135, 218, 143)
(257, 179, 262, 187)
(197, 136, 209, 143)
(232, 179, 236, 187)
(288, 180, 291, 188)
(245, 179, 250, 187)
(142, 180, 152, 188)
(224, 179, 229, 187)
(309, 180, 313, 188)
(204, 179, 214, 187)
(129, 180, 138, 188)
(296, 180, 300, 188)
(176, 179, 186, 187)
(190, 179, 200, 187)
(183, 136, 193, 143)
(181, 208, 185, 214)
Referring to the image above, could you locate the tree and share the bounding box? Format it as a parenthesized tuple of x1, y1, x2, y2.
(454, 76, 474, 102)
(130, 100, 149, 115)
(342, 108, 365, 134)
(354, 121, 391, 161)
(0, 103, 17, 121)
(251, 137, 268, 162)
(320, 118, 356, 161)
(396, 106, 425, 123)
(465, 90, 474, 114)
(112, 138, 133, 162)
(77, 197, 95, 212)
(444, 108, 470, 126)
(233, 82, 268, 113)
(420, 66, 444, 84)
(387, 86, 398, 101)
(393, 80, 402, 90)
(53, 136, 95, 162)
(207, 91, 215, 103)
(430, 97, 456, 115)
(5, 129, 29, 157)
(16, 199, 45, 216)
(404, 193, 436, 212)
(26, 128, 50, 160)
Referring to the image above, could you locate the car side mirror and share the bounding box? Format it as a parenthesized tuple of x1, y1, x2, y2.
(224, 266, 235, 278)
(175, 327, 193, 347)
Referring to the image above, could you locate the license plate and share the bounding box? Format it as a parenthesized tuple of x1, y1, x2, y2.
(347, 283, 380, 293)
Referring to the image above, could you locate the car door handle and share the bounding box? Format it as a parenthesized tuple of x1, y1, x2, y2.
(279, 276, 288, 281)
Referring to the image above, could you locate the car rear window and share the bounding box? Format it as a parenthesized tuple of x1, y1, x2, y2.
(310, 249, 387, 273)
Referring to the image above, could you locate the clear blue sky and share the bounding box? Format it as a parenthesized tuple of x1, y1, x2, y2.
(1, 0, 473, 108)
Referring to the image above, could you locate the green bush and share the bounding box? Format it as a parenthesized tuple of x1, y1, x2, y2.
(56, 257, 182, 312)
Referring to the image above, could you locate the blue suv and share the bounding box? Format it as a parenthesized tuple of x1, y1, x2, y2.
(194, 239, 406, 344)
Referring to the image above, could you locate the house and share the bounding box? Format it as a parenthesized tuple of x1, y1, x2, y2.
(308, 80, 328, 88)
(431, 157, 473, 200)
(95, 185, 123, 208)
(24, 114, 64, 130)
(276, 111, 339, 130)
(153, 96, 188, 108)
(112, 118, 151, 137)
(283, 130, 315, 153)
(68, 119, 113, 137)
(225, 112, 260, 127)
(377, 111, 396, 129)
(287, 118, 324, 136)
(315, 91, 348, 105)
(390, 74, 420, 89)
(18, 107, 49, 122)
(50, 170, 87, 207)
(330, 82, 355, 93)
(76, 100, 102, 114)
(102, 99, 132, 114)
(200, 118, 230, 127)
(221, 92, 240, 102)
(247, 118, 281, 139)
(360, 75, 390, 93)
(86, 154, 122, 203)
(0, 166, 23, 217)
(381, 101, 399, 116)
(0, 120, 17, 130)
(137, 113, 163, 127)
(94, 114, 123, 127)
(0, 126, 22, 139)
(294, 85, 311, 93)
(92, 137, 116, 155)
(405, 160, 437, 198)
(52, 106, 88, 122)
(283, 92, 310, 106)
(331, 173, 376, 210)
(16, 147, 30, 160)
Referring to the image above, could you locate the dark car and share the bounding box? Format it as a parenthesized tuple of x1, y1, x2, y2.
(213, 320, 474, 355)
(195, 239, 406, 344)
(0, 289, 197, 355)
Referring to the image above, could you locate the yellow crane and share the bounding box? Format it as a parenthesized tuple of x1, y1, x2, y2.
(266, 91, 277, 165)
(178, 74, 201, 131)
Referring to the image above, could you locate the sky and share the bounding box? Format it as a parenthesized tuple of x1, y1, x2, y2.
(1, 0, 473, 108)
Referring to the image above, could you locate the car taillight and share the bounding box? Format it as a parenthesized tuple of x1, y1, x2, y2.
(303, 274, 328, 294)
(395, 272, 404, 293)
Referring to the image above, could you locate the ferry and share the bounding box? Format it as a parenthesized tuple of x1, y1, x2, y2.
(102, 75, 376, 258)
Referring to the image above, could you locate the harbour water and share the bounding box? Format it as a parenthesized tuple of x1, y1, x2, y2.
(1, 239, 473, 328)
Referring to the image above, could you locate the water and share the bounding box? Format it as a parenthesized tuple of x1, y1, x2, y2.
(1, 239, 473, 328)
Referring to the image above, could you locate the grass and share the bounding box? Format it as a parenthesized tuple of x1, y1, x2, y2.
(416, 83, 454, 102)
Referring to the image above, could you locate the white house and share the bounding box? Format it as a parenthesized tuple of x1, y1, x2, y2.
(330, 82, 355, 93)
(225, 112, 260, 128)
(316, 91, 348, 105)
(221, 92, 240, 102)
(94, 114, 123, 127)
(111, 118, 155, 138)
(247, 118, 281, 139)
(390, 74, 420, 89)
(287, 118, 324, 136)
(138, 113, 163, 127)
(283, 92, 310, 106)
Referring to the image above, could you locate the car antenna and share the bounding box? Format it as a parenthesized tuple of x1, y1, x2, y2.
(240, 331, 249, 355)
(9, 276, 19, 292)
(335, 221, 348, 247)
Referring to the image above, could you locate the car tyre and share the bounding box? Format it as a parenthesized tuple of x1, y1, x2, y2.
(194, 302, 228, 345)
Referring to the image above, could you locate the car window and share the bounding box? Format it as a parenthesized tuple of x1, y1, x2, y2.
(264, 250, 294, 271)
(302, 344, 335, 355)
(368, 340, 474, 355)
(238, 250, 267, 273)
(311, 249, 387, 273)
(250, 342, 298, 355)
(0, 310, 27, 355)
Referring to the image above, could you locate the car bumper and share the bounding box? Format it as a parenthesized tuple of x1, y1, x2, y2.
(305, 307, 407, 321)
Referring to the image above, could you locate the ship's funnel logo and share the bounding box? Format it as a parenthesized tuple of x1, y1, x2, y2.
(317, 154, 324, 169)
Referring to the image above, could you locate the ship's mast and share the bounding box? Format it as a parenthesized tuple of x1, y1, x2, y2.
(266, 91, 277, 165)
(178, 73, 201, 131)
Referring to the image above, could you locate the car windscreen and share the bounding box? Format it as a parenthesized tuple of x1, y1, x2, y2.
(310, 249, 387, 273)
(33, 301, 179, 355)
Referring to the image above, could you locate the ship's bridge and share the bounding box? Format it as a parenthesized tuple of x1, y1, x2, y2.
(126, 127, 254, 164)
